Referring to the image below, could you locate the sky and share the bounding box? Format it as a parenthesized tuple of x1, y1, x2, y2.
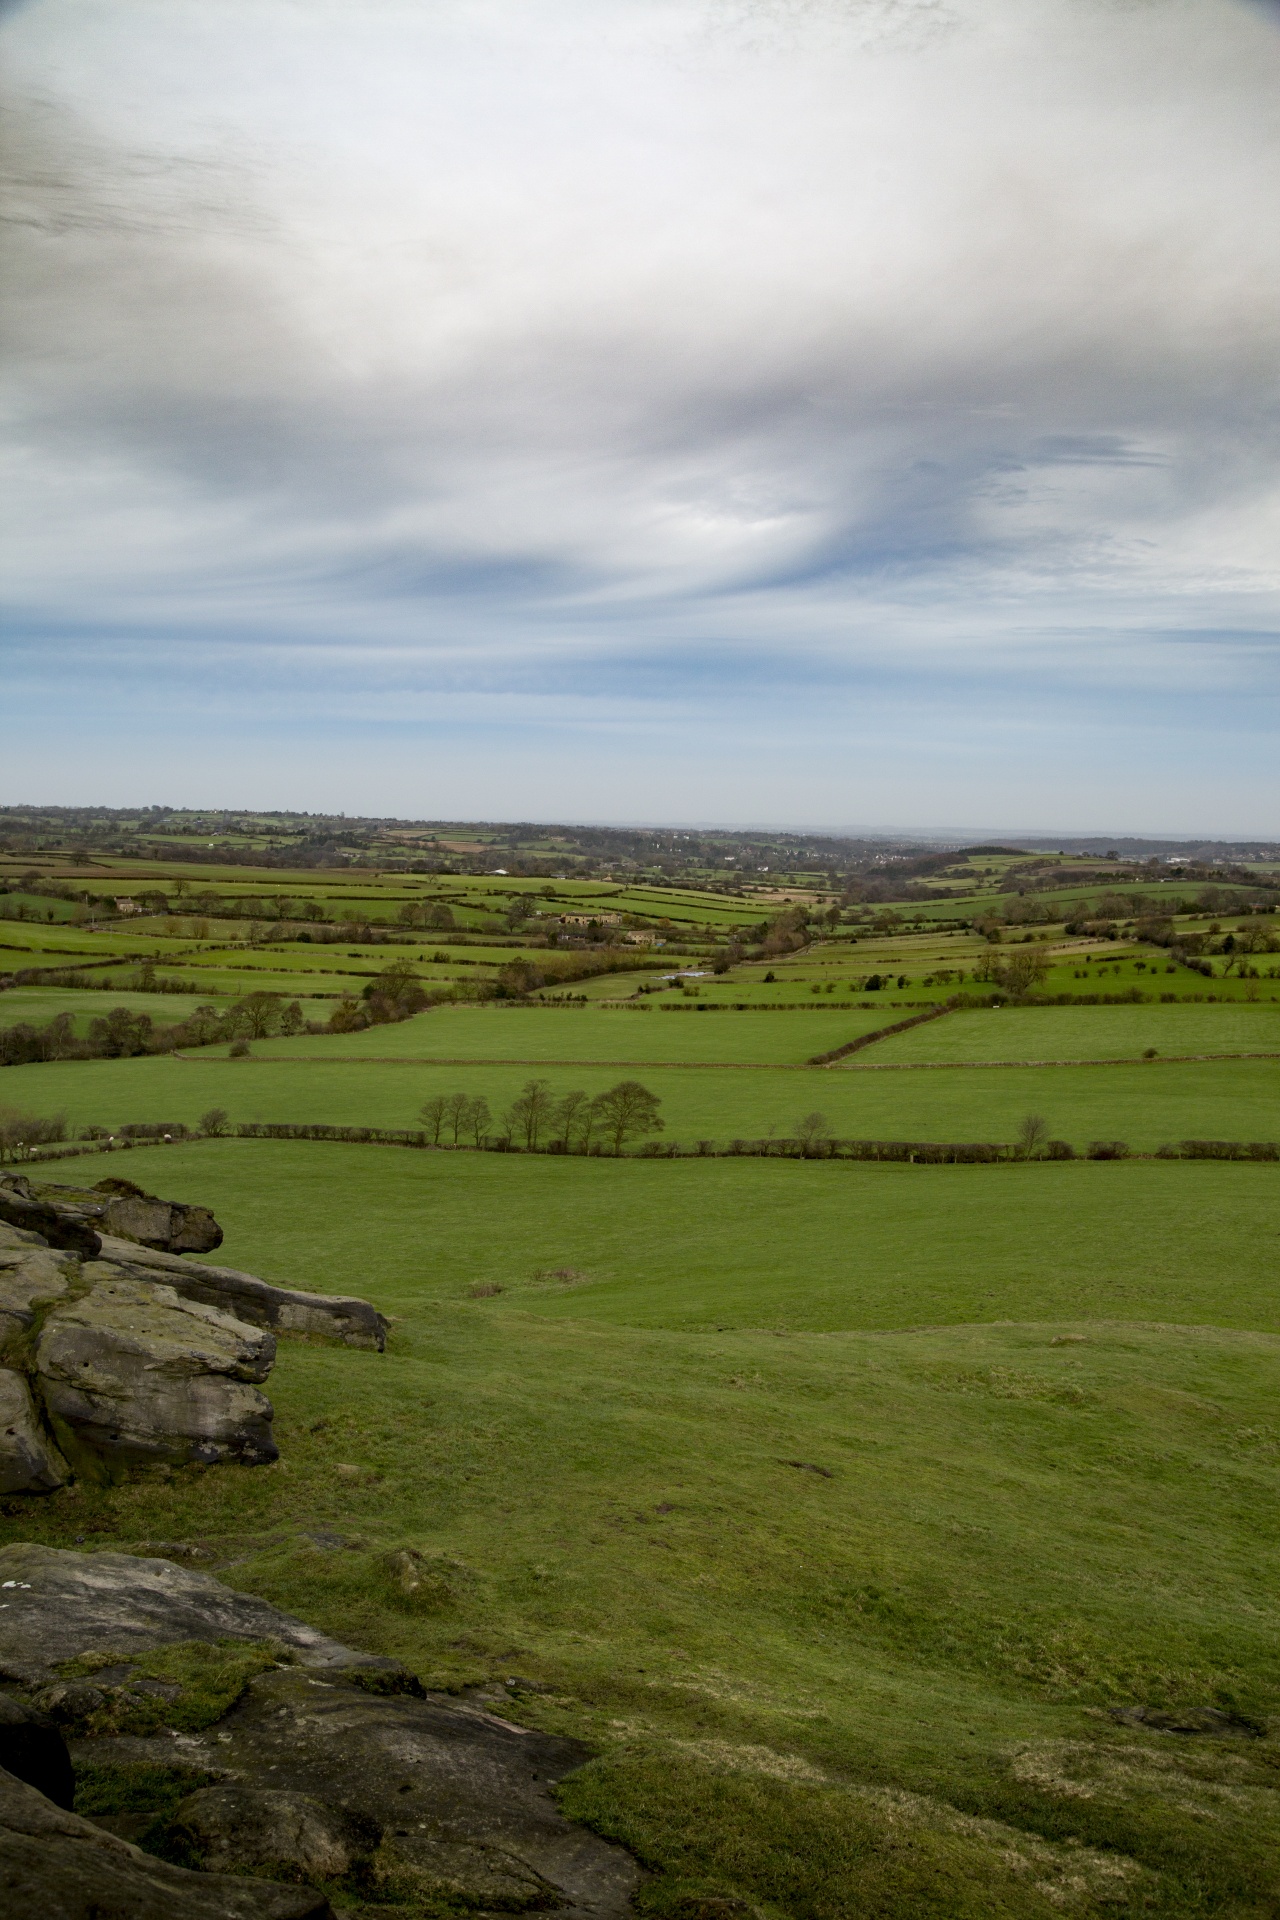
(2, 0, 1279, 834)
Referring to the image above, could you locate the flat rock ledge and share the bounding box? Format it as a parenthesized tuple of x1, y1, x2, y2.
(0, 1544, 639, 1920)
(0, 1181, 387, 1495)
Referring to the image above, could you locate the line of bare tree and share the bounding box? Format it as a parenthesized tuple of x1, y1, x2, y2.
(419, 1079, 663, 1155)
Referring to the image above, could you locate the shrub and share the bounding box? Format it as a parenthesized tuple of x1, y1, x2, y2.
(0, 1107, 67, 1160)
(1086, 1140, 1129, 1160)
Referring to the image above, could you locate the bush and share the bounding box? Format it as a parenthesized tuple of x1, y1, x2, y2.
(1086, 1140, 1129, 1160)
(0, 1107, 67, 1160)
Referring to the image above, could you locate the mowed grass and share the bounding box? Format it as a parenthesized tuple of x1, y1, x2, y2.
(865, 1003, 1280, 1065)
(10, 1052, 1280, 1150)
(221, 1004, 902, 1065)
(11, 1140, 1280, 1919)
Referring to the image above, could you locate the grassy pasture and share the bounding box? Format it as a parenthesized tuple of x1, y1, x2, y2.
(865, 1004, 1280, 1065)
(8, 1051, 1280, 1150)
(0, 987, 245, 1031)
(10, 1140, 1280, 1919)
(216, 1005, 905, 1065)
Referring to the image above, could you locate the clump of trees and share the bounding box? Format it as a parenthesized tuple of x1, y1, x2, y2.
(328, 961, 431, 1032)
(0, 991, 313, 1066)
(418, 1079, 663, 1154)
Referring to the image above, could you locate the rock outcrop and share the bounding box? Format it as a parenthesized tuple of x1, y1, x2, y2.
(0, 1546, 639, 1918)
(0, 1170, 222, 1255)
(0, 1694, 75, 1808)
(0, 1226, 76, 1355)
(95, 1236, 388, 1350)
(0, 1764, 335, 1918)
(0, 1368, 68, 1493)
(0, 1184, 385, 1494)
(0, 1544, 402, 1680)
(36, 1275, 278, 1473)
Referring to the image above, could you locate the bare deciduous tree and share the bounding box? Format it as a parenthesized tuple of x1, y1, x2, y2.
(590, 1080, 663, 1155)
(795, 1111, 832, 1156)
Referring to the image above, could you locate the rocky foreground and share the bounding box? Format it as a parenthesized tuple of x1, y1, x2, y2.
(0, 1544, 639, 1918)
(0, 1173, 637, 1914)
(0, 1172, 387, 1491)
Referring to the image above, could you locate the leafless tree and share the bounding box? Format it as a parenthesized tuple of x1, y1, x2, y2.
(794, 1112, 832, 1156)
(590, 1081, 664, 1155)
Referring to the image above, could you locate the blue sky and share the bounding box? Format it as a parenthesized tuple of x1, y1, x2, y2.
(3, 0, 1279, 833)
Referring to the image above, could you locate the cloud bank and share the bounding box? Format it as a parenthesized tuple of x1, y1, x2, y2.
(2, 0, 1279, 829)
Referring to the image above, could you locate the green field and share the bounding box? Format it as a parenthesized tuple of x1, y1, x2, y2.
(9, 1050, 1279, 1152)
(11, 1139, 1280, 1919)
(864, 1003, 1280, 1065)
(6, 836, 1280, 1916)
(216, 1004, 904, 1065)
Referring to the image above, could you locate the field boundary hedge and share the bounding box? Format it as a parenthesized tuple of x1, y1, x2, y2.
(15, 1129, 1279, 1170)
(807, 1003, 953, 1066)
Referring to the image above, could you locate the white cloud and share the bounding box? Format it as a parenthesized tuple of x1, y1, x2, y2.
(2, 0, 1279, 824)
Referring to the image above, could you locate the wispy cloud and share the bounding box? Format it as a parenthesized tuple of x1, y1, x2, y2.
(2, 0, 1279, 828)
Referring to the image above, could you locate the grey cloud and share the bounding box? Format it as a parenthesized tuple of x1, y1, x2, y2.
(3, 0, 1280, 691)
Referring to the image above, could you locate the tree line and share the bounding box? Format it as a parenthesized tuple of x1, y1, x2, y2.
(418, 1079, 663, 1154)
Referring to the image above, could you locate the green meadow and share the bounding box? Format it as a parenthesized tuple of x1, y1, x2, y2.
(12, 1140, 1280, 1920)
(219, 1004, 903, 1065)
(9, 1049, 1279, 1151)
(6, 845, 1280, 1916)
(865, 1003, 1280, 1065)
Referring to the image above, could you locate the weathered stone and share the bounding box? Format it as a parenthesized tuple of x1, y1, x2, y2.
(0, 1549, 638, 1915)
(0, 1546, 402, 1683)
(0, 1178, 100, 1258)
(172, 1784, 366, 1880)
(35, 1276, 277, 1474)
(96, 1235, 388, 1351)
(0, 1245, 76, 1357)
(0, 1763, 335, 1918)
(30, 1679, 122, 1729)
(3, 1173, 223, 1256)
(0, 1694, 75, 1808)
(0, 1222, 47, 1251)
(202, 1666, 641, 1916)
(93, 1183, 224, 1254)
(0, 1368, 69, 1493)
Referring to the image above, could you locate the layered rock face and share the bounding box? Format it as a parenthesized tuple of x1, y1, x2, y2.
(0, 1170, 222, 1254)
(0, 1178, 387, 1493)
(0, 1546, 639, 1919)
(36, 1274, 278, 1472)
